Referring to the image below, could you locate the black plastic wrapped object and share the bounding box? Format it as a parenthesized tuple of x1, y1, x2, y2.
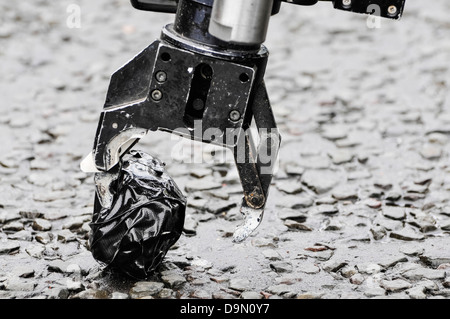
(89, 150, 186, 279)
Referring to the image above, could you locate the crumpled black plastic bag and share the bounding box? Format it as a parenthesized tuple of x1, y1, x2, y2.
(89, 150, 186, 279)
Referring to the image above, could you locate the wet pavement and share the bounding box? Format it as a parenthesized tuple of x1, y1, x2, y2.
(1, 0, 450, 299)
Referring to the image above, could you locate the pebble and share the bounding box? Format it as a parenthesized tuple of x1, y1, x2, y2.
(364, 287, 386, 298)
(328, 150, 354, 165)
(32, 218, 52, 231)
(340, 265, 358, 278)
(370, 225, 387, 240)
(390, 226, 425, 241)
(25, 244, 45, 259)
(276, 180, 303, 194)
(129, 282, 164, 299)
(2, 221, 24, 231)
(402, 267, 446, 280)
(301, 170, 341, 194)
(240, 291, 263, 299)
(0, 242, 20, 255)
(381, 279, 412, 292)
(7, 230, 33, 241)
(406, 286, 427, 299)
(228, 278, 251, 292)
(419, 144, 442, 160)
(270, 261, 293, 273)
(277, 208, 307, 222)
(284, 219, 312, 231)
(266, 284, 295, 296)
(111, 292, 129, 299)
(382, 207, 406, 220)
(322, 259, 348, 273)
(298, 263, 320, 274)
(349, 273, 365, 285)
(262, 249, 282, 261)
(161, 273, 186, 289)
(309, 204, 339, 215)
(55, 229, 76, 242)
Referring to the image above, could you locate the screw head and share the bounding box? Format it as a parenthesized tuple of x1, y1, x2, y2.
(192, 98, 204, 111)
(151, 89, 163, 101)
(155, 71, 167, 83)
(229, 110, 241, 122)
(342, 0, 351, 8)
(388, 5, 398, 16)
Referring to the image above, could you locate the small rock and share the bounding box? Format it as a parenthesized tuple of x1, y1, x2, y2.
(266, 284, 295, 296)
(32, 218, 52, 231)
(332, 186, 358, 201)
(66, 279, 84, 292)
(229, 278, 251, 292)
(158, 288, 175, 299)
(270, 261, 293, 273)
(35, 232, 52, 245)
(363, 198, 382, 209)
(349, 273, 365, 285)
(382, 207, 406, 220)
(381, 279, 412, 292)
(190, 289, 212, 299)
(400, 246, 424, 256)
(390, 226, 425, 241)
(406, 286, 427, 299)
(191, 258, 213, 269)
(111, 292, 129, 299)
(301, 170, 341, 194)
(420, 253, 450, 268)
(370, 225, 387, 240)
(328, 150, 354, 165)
(4, 278, 36, 291)
(402, 267, 446, 280)
(278, 208, 307, 222)
(56, 229, 76, 242)
(340, 265, 358, 278)
(296, 292, 324, 299)
(161, 273, 186, 289)
(25, 244, 45, 259)
(310, 204, 338, 215)
(364, 287, 386, 298)
(298, 263, 320, 274)
(183, 216, 198, 235)
(262, 249, 282, 261)
(7, 230, 33, 241)
(276, 180, 303, 194)
(2, 221, 24, 231)
(0, 242, 20, 255)
(284, 219, 312, 231)
(240, 291, 263, 299)
(129, 282, 164, 299)
(419, 144, 442, 160)
(322, 259, 347, 272)
(378, 256, 408, 269)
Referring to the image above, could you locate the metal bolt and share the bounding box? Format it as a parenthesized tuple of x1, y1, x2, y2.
(342, 0, 351, 8)
(388, 5, 398, 16)
(229, 110, 241, 122)
(155, 71, 167, 83)
(112, 123, 118, 129)
(151, 89, 163, 101)
(192, 98, 204, 111)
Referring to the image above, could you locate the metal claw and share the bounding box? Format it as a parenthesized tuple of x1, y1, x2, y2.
(233, 205, 264, 243)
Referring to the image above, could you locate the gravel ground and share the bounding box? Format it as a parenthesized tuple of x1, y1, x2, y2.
(1, 0, 450, 299)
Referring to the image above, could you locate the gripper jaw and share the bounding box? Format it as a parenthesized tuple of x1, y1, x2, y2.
(82, 34, 280, 242)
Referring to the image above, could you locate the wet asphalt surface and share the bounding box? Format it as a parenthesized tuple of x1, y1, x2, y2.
(1, 0, 450, 299)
